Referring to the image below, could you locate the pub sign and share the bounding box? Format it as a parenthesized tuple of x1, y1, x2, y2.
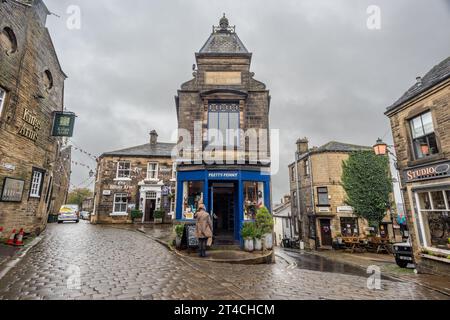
(52, 112, 76, 137)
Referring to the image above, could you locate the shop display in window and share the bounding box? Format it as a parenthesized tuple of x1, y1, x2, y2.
(183, 181, 203, 220)
(243, 181, 264, 220)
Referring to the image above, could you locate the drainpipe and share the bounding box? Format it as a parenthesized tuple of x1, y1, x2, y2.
(294, 151, 302, 241)
(308, 154, 318, 250)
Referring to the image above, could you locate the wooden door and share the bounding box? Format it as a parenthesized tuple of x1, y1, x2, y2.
(320, 219, 332, 246)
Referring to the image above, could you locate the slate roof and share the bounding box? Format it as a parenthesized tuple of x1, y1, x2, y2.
(387, 56, 450, 113)
(311, 141, 371, 154)
(199, 15, 249, 54)
(101, 142, 176, 158)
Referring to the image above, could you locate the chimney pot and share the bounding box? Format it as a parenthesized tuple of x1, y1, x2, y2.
(150, 130, 158, 145)
(296, 138, 309, 154)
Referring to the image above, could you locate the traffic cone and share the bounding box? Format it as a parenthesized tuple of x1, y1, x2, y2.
(14, 229, 24, 246)
(6, 229, 16, 246)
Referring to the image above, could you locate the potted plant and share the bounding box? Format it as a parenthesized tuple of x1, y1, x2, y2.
(174, 224, 185, 248)
(241, 222, 255, 252)
(256, 206, 274, 250)
(130, 210, 143, 223)
(254, 227, 263, 251)
(153, 210, 164, 224)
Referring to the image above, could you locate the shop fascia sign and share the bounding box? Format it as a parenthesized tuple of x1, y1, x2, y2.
(404, 161, 450, 183)
(208, 171, 239, 180)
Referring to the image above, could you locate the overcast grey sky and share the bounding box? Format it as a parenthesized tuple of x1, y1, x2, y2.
(45, 0, 450, 202)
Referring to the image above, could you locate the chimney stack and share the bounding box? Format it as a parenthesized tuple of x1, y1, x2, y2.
(416, 76, 423, 86)
(296, 138, 309, 154)
(150, 130, 158, 145)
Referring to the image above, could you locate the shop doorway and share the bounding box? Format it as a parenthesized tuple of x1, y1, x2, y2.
(144, 192, 157, 222)
(210, 183, 236, 244)
(319, 219, 333, 247)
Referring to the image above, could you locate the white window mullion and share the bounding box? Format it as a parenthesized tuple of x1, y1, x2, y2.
(415, 192, 428, 248)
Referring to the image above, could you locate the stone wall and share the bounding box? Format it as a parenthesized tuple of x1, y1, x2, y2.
(0, 0, 67, 235)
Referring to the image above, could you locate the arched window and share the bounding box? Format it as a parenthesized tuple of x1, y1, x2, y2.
(0, 27, 18, 54)
(44, 70, 53, 91)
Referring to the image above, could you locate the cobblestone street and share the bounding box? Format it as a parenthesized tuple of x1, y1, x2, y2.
(0, 222, 447, 300)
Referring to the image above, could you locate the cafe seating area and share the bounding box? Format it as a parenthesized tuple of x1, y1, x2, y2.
(333, 236, 393, 254)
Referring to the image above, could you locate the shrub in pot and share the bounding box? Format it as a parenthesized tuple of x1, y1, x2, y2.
(154, 210, 164, 224)
(174, 224, 185, 248)
(241, 222, 256, 252)
(130, 210, 143, 223)
(254, 228, 263, 251)
(256, 206, 274, 250)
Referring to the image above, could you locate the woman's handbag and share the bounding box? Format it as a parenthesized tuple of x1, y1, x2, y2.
(207, 237, 213, 247)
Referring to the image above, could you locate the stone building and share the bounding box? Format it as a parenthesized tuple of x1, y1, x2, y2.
(0, 0, 69, 235)
(273, 195, 292, 246)
(288, 140, 395, 249)
(92, 131, 176, 224)
(49, 145, 71, 215)
(385, 56, 450, 276)
(174, 15, 272, 243)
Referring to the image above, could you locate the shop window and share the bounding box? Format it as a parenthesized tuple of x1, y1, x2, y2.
(113, 193, 128, 213)
(340, 217, 359, 236)
(207, 102, 240, 147)
(0, 87, 6, 116)
(317, 187, 329, 206)
(415, 190, 449, 251)
(29, 168, 45, 198)
(182, 181, 204, 220)
(147, 162, 158, 180)
(0, 27, 17, 55)
(410, 112, 439, 159)
(243, 181, 264, 221)
(116, 161, 131, 179)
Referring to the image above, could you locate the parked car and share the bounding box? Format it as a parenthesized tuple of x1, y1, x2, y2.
(393, 240, 414, 268)
(58, 205, 80, 224)
(80, 211, 90, 220)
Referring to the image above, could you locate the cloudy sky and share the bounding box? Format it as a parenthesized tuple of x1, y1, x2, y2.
(45, 0, 450, 202)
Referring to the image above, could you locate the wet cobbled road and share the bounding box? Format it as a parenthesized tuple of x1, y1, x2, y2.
(0, 222, 447, 300)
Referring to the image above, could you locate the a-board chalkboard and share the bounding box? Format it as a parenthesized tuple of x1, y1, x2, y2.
(186, 225, 199, 248)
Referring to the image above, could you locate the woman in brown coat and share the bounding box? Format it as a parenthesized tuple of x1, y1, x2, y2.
(195, 204, 213, 257)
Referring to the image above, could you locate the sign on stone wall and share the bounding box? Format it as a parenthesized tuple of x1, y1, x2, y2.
(52, 112, 76, 137)
(404, 161, 450, 183)
(18, 108, 42, 142)
(204, 72, 242, 85)
(1, 177, 25, 202)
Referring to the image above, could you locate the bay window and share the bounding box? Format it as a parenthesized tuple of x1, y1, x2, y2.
(410, 112, 439, 159)
(415, 190, 449, 251)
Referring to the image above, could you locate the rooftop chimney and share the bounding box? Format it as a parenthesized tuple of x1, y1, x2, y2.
(150, 130, 158, 145)
(416, 76, 423, 86)
(296, 138, 309, 155)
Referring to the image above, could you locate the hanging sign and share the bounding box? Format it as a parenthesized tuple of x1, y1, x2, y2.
(52, 111, 76, 137)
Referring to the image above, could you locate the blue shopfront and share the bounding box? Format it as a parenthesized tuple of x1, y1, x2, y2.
(176, 170, 271, 242)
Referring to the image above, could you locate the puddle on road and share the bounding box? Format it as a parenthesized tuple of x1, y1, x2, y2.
(282, 251, 397, 281)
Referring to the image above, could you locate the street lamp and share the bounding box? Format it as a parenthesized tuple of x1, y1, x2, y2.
(373, 138, 388, 156)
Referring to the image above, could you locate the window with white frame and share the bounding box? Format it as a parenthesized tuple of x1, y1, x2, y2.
(30, 168, 44, 198)
(116, 161, 131, 179)
(0, 87, 6, 115)
(147, 162, 158, 180)
(415, 190, 449, 252)
(410, 112, 439, 159)
(113, 193, 128, 214)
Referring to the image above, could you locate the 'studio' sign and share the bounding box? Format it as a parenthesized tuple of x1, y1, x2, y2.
(404, 161, 450, 183)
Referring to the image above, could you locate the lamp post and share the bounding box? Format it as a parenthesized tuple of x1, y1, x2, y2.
(373, 138, 406, 241)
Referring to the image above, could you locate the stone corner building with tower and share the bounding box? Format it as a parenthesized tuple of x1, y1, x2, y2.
(174, 15, 272, 244)
(385, 56, 450, 276)
(0, 0, 71, 236)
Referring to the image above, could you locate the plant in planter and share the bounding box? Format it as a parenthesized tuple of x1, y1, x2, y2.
(153, 210, 165, 224)
(254, 227, 263, 251)
(241, 222, 256, 252)
(130, 210, 143, 223)
(256, 206, 274, 250)
(174, 224, 185, 248)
